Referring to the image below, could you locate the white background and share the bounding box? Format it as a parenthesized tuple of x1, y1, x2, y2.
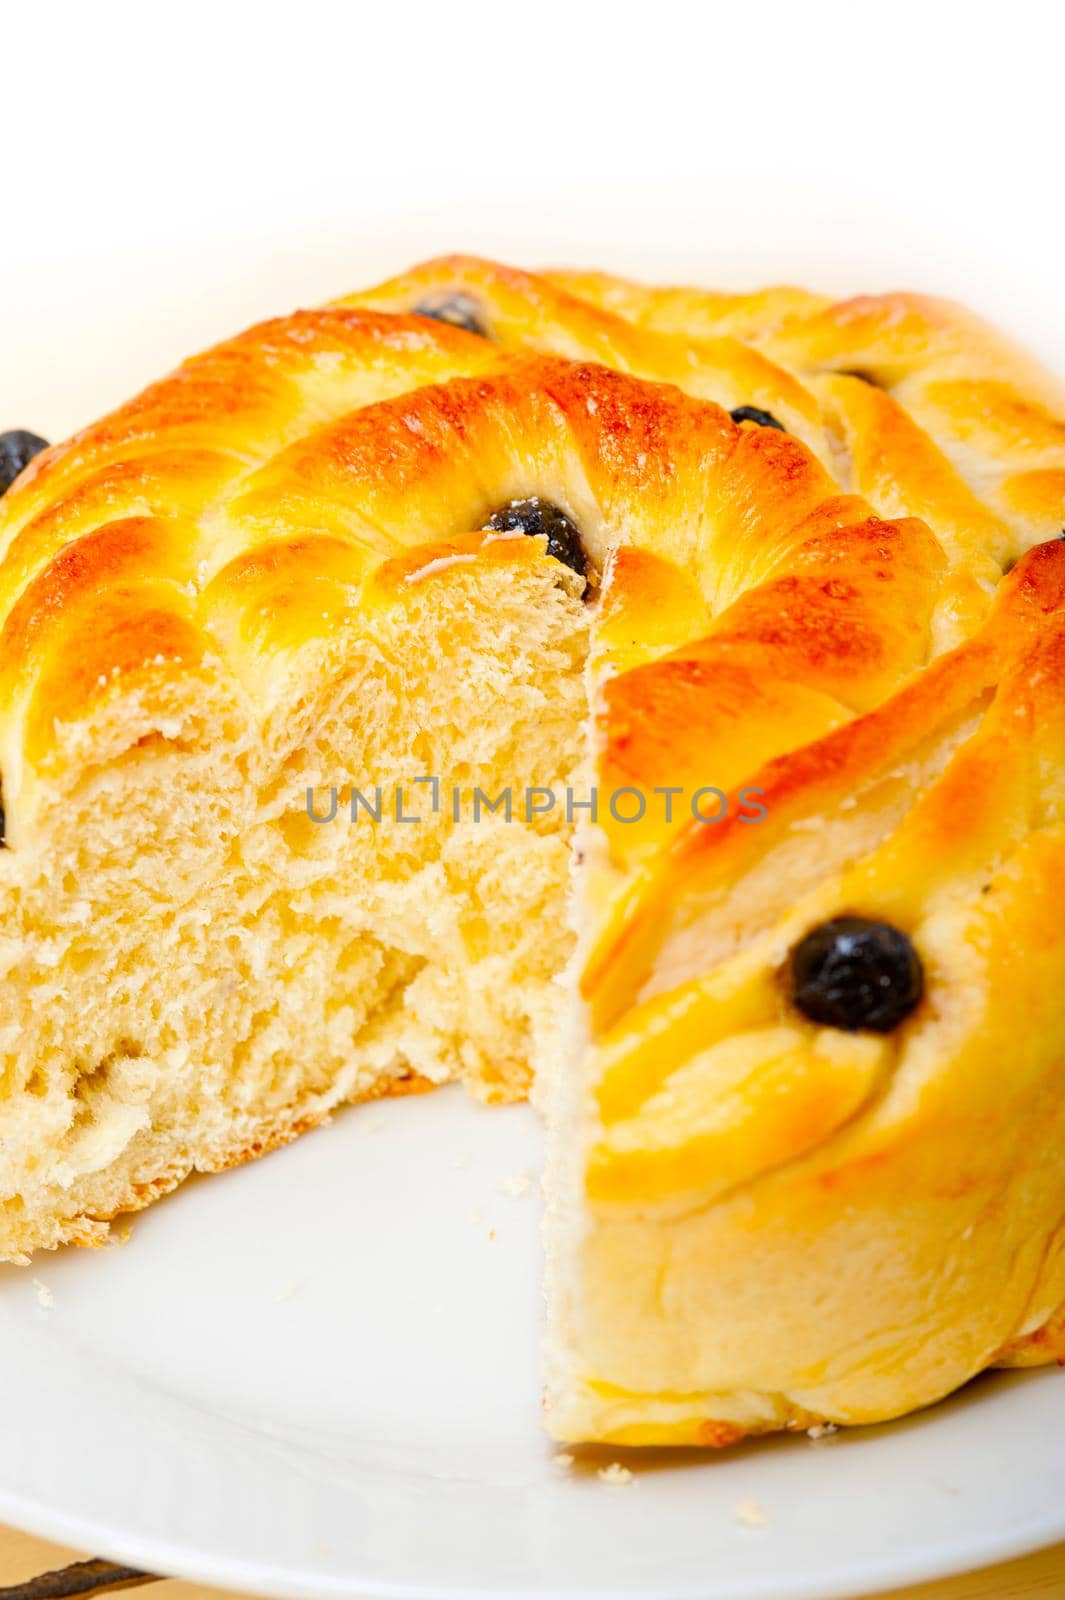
(2, 0, 1064, 438)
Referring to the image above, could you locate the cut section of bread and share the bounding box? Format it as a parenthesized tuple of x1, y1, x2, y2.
(547, 542, 1065, 1442)
(0, 259, 1062, 1448)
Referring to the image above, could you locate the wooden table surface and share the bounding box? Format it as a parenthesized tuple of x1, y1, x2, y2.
(1, 1525, 1063, 1600)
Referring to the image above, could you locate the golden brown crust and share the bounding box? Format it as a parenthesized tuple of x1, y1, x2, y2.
(996, 1302, 1065, 1368)
(0, 338, 867, 816)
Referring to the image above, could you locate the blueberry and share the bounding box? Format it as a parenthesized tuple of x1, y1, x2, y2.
(483, 497, 587, 588)
(0, 430, 48, 498)
(790, 916, 923, 1033)
(412, 294, 487, 338)
(730, 406, 785, 432)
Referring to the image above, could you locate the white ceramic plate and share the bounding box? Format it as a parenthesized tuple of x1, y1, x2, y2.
(1, 1086, 1063, 1600)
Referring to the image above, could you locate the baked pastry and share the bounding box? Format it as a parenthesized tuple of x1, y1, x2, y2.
(0, 257, 1062, 1449)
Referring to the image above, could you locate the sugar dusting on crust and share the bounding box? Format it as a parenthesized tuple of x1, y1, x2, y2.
(403, 554, 479, 585)
(482, 528, 528, 546)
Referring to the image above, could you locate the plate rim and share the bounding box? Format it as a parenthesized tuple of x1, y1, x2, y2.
(2, 1459, 1064, 1600)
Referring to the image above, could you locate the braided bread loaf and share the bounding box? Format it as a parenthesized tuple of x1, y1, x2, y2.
(1, 257, 1062, 1447)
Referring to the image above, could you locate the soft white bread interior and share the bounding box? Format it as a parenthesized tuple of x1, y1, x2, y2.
(0, 533, 587, 1259)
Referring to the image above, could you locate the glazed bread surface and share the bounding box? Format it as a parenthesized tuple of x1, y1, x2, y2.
(0, 257, 1062, 1449)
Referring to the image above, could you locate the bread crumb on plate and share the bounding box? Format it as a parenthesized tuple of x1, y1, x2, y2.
(734, 1497, 769, 1528)
(497, 1168, 535, 1198)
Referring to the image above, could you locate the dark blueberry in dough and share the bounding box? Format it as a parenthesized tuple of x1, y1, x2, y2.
(412, 293, 487, 338)
(729, 406, 785, 432)
(0, 430, 49, 497)
(790, 916, 923, 1033)
(484, 497, 588, 586)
